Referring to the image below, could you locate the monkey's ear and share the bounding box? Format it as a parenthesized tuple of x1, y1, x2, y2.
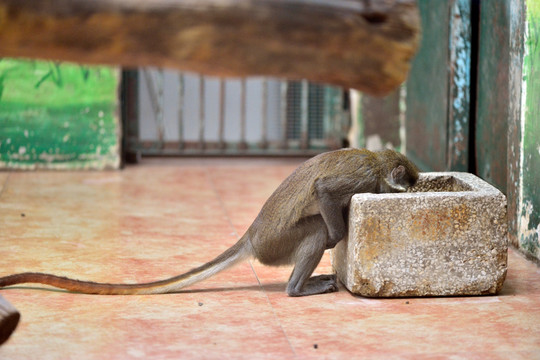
(391, 165, 406, 182)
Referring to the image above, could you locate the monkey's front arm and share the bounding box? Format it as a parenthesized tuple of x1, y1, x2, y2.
(315, 182, 348, 249)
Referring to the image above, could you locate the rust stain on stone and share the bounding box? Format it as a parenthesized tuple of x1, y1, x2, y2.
(360, 216, 390, 262)
(409, 207, 454, 240)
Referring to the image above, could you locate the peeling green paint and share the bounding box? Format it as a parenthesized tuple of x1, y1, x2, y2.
(0, 59, 120, 170)
(519, 0, 540, 260)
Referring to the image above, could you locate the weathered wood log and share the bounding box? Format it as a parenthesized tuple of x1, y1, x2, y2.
(0, 295, 20, 345)
(0, 0, 420, 95)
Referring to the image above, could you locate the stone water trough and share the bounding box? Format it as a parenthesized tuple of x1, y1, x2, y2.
(332, 172, 508, 297)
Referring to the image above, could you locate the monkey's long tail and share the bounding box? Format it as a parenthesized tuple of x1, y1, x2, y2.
(0, 237, 251, 295)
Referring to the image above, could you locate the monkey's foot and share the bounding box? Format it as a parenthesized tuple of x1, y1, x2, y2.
(288, 274, 338, 297)
(308, 274, 338, 292)
(307, 274, 337, 284)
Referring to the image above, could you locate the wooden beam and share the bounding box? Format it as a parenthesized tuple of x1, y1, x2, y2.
(0, 0, 420, 95)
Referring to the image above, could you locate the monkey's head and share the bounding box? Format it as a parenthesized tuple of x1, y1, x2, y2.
(377, 149, 419, 193)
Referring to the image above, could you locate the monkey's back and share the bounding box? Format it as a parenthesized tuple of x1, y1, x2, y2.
(246, 148, 374, 265)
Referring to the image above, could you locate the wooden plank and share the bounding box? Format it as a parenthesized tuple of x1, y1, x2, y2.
(405, 0, 451, 171)
(479, 0, 539, 262)
(507, 0, 526, 249)
(0, 0, 420, 96)
(402, 0, 472, 172)
(476, 0, 509, 191)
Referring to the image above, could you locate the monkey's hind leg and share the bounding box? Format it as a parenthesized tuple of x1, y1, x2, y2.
(286, 231, 338, 297)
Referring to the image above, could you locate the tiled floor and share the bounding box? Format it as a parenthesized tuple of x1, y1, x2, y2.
(0, 158, 539, 359)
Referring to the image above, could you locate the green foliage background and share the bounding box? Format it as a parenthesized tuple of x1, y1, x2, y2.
(0, 59, 120, 169)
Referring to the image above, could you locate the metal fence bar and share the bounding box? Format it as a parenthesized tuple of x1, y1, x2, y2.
(261, 78, 268, 149)
(198, 75, 205, 150)
(157, 70, 165, 147)
(178, 73, 185, 149)
(332, 88, 345, 148)
(300, 79, 309, 149)
(143, 68, 165, 147)
(399, 84, 407, 155)
(239, 78, 247, 150)
(219, 78, 226, 149)
(280, 81, 288, 149)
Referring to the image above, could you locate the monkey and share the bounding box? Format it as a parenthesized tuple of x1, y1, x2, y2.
(0, 148, 419, 297)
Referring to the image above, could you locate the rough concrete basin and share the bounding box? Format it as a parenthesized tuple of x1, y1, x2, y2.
(332, 172, 508, 297)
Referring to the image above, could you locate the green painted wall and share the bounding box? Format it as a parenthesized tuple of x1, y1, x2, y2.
(0, 59, 120, 169)
(519, 0, 540, 260)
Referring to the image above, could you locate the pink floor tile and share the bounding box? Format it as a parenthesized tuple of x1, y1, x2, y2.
(1, 158, 539, 359)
